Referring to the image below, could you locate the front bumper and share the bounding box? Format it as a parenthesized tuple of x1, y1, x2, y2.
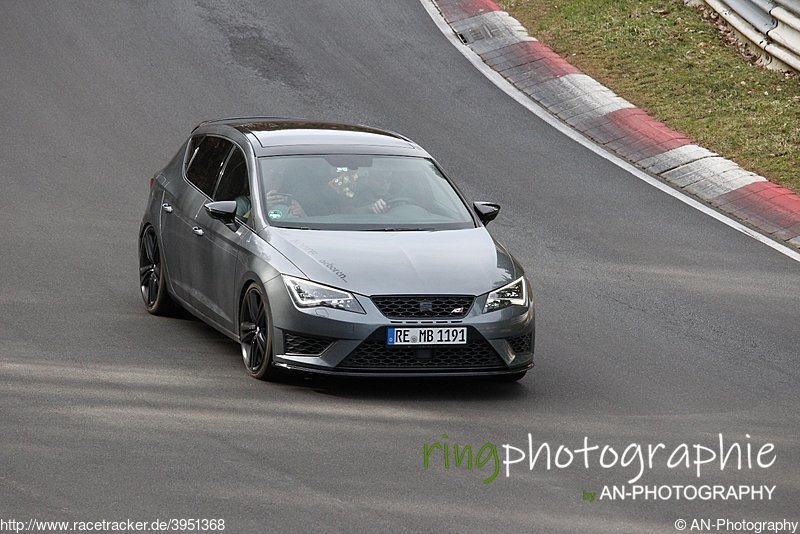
(264, 276, 535, 376)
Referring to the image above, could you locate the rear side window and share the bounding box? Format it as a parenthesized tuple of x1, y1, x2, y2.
(186, 136, 233, 197)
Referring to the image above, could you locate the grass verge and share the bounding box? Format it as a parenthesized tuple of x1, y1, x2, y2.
(498, 0, 800, 193)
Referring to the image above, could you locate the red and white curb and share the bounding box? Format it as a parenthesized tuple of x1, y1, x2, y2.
(429, 0, 800, 252)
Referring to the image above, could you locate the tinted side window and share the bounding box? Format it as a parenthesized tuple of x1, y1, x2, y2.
(186, 136, 232, 197)
(214, 148, 252, 223)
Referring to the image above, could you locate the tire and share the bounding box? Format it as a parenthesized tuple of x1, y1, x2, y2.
(138, 225, 177, 315)
(239, 282, 281, 380)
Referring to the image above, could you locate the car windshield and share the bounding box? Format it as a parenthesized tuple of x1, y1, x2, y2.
(257, 155, 476, 230)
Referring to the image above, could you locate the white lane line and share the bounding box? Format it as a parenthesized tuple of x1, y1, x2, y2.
(419, 0, 800, 264)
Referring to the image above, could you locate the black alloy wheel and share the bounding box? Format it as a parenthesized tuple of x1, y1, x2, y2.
(239, 283, 278, 380)
(139, 225, 174, 315)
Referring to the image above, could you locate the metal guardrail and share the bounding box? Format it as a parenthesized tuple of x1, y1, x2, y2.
(694, 0, 800, 72)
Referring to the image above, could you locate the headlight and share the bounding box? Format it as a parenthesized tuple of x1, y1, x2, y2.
(483, 276, 527, 313)
(282, 275, 365, 314)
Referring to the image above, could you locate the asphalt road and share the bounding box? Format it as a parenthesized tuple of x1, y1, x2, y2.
(1, 1, 798, 532)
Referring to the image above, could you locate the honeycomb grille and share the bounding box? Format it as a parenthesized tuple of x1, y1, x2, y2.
(338, 339, 505, 370)
(284, 333, 332, 355)
(371, 295, 474, 319)
(507, 334, 532, 354)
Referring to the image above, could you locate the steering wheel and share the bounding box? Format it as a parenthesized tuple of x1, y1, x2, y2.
(385, 196, 415, 209)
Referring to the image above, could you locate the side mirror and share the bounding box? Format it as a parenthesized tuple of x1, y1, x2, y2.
(473, 201, 500, 225)
(204, 200, 239, 230)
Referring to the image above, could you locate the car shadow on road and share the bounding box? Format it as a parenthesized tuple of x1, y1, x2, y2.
(275, 372, 532, 402)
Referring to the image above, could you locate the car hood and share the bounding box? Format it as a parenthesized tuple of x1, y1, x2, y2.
(263, 227, 518, 296)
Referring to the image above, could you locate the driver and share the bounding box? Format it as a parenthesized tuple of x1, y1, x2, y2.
(328, 168, 391, 214)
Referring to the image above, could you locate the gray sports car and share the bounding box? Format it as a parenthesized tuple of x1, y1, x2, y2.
(139, 118, 535, 380)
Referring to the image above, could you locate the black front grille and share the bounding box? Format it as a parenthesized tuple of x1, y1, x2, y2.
(372, 295, 474, 319)
(507, 334, 532, 354)
(284, 333, 332, 355)
(338, 339, 505, 370)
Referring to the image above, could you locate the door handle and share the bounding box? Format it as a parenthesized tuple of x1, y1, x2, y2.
(162, 203, 173, 213)
(192, 226, 205, 236)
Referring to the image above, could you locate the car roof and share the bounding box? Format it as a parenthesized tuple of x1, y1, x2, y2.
(195, 117, 426, 156)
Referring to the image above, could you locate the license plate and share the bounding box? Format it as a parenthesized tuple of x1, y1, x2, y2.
(386, 327, 467, 345)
